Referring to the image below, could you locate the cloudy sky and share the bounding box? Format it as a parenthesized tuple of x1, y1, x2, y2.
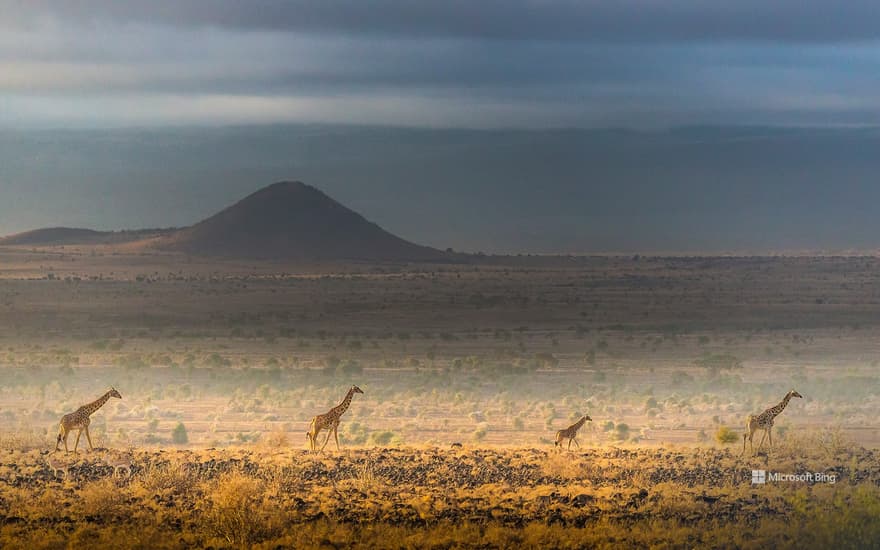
(3, 1, 880, 128)
(2, 2, 879, 253)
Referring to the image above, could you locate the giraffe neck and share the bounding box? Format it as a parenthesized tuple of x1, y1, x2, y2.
(571, 416, 588, 431)
(333, 389, 355, 416)
(83, 391, 113, 417)
(769, 393, 793, 419)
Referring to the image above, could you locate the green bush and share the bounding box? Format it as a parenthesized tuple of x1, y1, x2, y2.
(715, 426, 738, 444)
(370, 430, 396, 446)
(172, 422, 188, 445)
(473, 426, 488, 441)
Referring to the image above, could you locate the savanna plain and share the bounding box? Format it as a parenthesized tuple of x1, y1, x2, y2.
(1, 247, 879, 548)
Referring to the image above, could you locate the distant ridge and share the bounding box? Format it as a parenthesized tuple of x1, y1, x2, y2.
(0, 227, 106, 246)
(0, 227, 175, 247)
(151, 181, 447, 261)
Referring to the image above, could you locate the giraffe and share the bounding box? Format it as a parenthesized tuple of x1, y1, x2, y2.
(555, 415, 592, 450)
(742, 389, 802, 455)
(54, 388, 122, 454)
(306, 385, 363, 452)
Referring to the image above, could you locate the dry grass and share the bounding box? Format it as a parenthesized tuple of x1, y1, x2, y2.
(0, 430, 48, 452)
(0, 445, 876, 548)
(203, 472, 282, 548)
(540, 450, 591, 480)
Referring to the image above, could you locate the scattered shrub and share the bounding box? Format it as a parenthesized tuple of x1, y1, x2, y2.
(172, 422, 188, 445)
(370, 430, 397, 446)
(715, 426, 738, 444)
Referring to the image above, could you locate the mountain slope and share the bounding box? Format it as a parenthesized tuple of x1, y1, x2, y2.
(153, 181, 446, 260)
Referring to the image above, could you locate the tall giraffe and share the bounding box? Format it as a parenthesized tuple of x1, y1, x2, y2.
(742, 389, 802, 455)
(555, 415, 592, 450)
(307, 385, 363, 452)
(54, 388, 122, 453)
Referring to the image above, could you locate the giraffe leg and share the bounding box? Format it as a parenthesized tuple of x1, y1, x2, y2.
(63, 430, 70, 453)
(573, 437, 580, 449)
(320, 427, 333, 452)
(85, 426, 94, 451)
(73, 430, 82, 454)
(334, 425, 340, 451)
(309, 424, 323, 452)
(55, 426, 64, 452)
(768, 427, 773, 448)
(757, 430, 767, 450)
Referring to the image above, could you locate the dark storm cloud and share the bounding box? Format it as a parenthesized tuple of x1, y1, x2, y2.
(2, 2, 879, 252)
(7, 0, 880, 43)
(1, 2, 878, 128)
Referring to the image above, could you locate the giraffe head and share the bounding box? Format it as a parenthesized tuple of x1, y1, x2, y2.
(109, 387, 122, 399)
(352, 385, 364, 395)
(583, 415, 592, 422)
(788, 390, 802, 399)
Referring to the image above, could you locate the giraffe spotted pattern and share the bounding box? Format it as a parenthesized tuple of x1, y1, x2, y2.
(55, 388, 122, 454)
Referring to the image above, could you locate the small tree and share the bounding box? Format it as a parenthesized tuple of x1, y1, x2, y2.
(715, 426, 738, 444)
(172, 422, 189, 445)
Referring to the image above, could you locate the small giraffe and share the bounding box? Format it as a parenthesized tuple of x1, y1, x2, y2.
(555, 415, 592, 450)
(742, 389, 802, 455)
(54, 387, 122, 454)
(306, 385, 363, 452)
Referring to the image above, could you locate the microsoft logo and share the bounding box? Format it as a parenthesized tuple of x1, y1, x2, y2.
(749, 469, 836, 485)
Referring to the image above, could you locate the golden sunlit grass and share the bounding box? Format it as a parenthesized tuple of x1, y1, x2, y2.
(0, 444, 877, 548)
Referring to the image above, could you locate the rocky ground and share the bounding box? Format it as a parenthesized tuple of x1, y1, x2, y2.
(0, 443, 878, 548)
